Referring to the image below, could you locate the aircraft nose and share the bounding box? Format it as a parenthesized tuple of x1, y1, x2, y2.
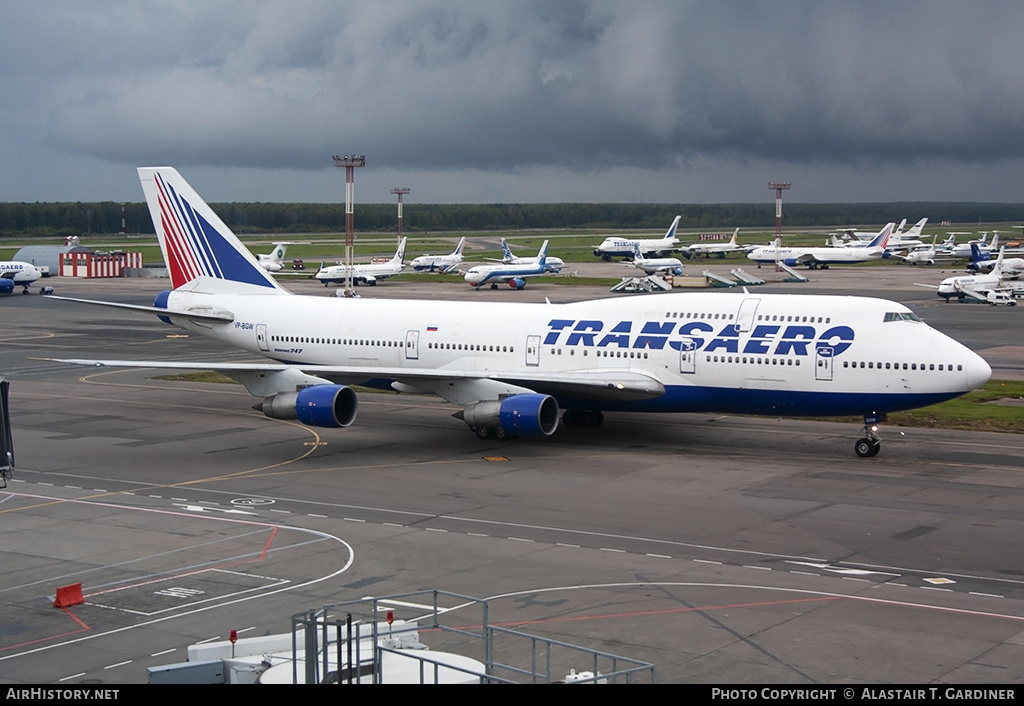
(965, 352, 991, 390)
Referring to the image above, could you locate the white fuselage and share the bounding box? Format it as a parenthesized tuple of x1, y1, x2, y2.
(595, 237, 678, 260)
(160, 288, 989, 418)
(1, 261, 43, 287)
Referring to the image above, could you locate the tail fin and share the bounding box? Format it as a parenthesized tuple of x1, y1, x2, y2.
(537, 240, 549, 268)
(869, 223, 894, 249)
(453, 237, 466, 256)
(138, 167, 285, 292)
(664, 215, 681, 242)
(730, 228, 739, 246)
(392, 236, 408, 264)
(501, 238, 515, 261)
(907, 218, 928, 237)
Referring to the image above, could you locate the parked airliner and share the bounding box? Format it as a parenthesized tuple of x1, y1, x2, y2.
(494, 238, 565, 273)
(315, 237, 407, 285)
(593, 216, 681, 260)
(257, 242, 307, 272)
(51, 168, 991, 458)
(1, 261, 43, 295)
(747, 224, 894, 269)
(464, 241, 553, 289)
(409, 237, 465, 273)
(681, 229, 747, 259)
(625, 245, 685, 275)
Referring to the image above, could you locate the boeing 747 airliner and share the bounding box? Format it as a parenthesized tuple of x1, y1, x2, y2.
(51, 168, 991, 458)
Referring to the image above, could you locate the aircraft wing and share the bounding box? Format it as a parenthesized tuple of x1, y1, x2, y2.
(53, 358, 666, 403)
(47, 295, 235, 323)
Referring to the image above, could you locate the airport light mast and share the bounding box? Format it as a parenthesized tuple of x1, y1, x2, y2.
(333, 154, 366, 296)
(390, 187, 410, 245)
(768, 182, 791, 271)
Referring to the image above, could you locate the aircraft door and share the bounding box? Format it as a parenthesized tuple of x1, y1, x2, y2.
(815, 346, 834, 381)
(526, 335, 540, 366)
(405, 330, 420, 360)
(678, 338, 696, 374)
(735, 298, 760, 333)
(256, 324, 269, 352)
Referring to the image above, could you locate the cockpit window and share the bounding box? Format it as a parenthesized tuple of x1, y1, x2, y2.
(883, 312, 922, 323)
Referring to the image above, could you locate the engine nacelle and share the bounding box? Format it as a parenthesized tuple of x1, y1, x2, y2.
(509, 277, 527, 289)
(461, 394, 559, 436)
(257, 385, 358, 428)
(671, 267, 683, 275)
(0, 279, 13, 295)
(782, 258, 799, 267)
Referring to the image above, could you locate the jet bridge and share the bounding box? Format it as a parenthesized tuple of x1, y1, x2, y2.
(730, 268, 765, 286)
(778, 263, 810, 282)
(702, 270, 738, 288)
(610, 275, 673, 293)
(0, 377, 13, 488)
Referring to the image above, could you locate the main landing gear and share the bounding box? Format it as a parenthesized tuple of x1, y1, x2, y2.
(561, 409, 604, 427)
(854, 415, 883, 457)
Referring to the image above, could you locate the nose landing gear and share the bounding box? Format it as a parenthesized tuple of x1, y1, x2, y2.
(854, 414, 883, 457)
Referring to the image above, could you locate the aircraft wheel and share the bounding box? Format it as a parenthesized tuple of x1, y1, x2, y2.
(475, 426, 492, 440)
(562, 410, 578, 426)
(854, 438, 880, 457)
(490, 284, 499, 290)
(493, 426, 509, 441)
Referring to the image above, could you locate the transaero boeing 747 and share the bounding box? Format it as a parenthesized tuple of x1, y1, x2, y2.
(51, 168, 991, 458)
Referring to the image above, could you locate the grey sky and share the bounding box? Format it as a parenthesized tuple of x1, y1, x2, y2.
(2, 1, 1023, 204)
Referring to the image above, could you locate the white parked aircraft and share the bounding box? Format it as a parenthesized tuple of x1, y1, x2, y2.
(681, 229, 746, 259)
(625, 245, 684, 275)
(409, 237, 466, 273)
(464, 241, 553, 289)
(50, 168, 991, 459)
(899, 236, 940, 266)
(494, 238, 565, 273)
(593, 216, 681, 261)
(747, 224, 894, 269)
(257, 242, 307, 272)
(932, 248, 1011, 301)
(315, 237, 407, 286)
(1, 261, 43, 295)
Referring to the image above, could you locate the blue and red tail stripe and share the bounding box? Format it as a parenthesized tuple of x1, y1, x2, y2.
(151, 170, 278, 291)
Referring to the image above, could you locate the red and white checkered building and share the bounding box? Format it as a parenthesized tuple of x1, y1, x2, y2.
(61, 251, 144, 278)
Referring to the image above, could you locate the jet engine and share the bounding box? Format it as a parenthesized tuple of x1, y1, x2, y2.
(256, 385, 358, 428)
(508, 277, 527, 289)
(672, 267, 683, 275)
(459, 394, 559, 436)
(0, 279, 13, 295)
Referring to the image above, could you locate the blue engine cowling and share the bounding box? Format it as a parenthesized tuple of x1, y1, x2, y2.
(257, 385, 358, 428)
(461, 394, 559, 436)
(672, 267, 683, 275)
(508, 277, 527, 289)
(0, 279, 13, 295)
(782, 258, 799, 267)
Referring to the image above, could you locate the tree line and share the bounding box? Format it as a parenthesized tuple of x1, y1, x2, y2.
(2, 200, 1023, 237)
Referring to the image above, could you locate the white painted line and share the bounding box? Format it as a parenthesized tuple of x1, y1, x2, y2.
(59, 673, 86, 682)
(509, 537, 534, 543)
(743, 565, 771, 571)
(383, 522, 404, 527)
(646, 553, 672, 559)
(425, 527, 448, 533)
(968, 592, 1004, 599)
(556, 543, 580, 548)
(308, 513, 327, 518)
(694, 559, 721, 565)
(151, 648, 176, 657)
(343, 517, 365, 523)
(601, 547, 626, 553)
(789, 571, 818, 576)
(468, 532, 489, 537)
(66, 485, 81, 490)
(196, 636, 222, 644)
(842, 577, 869, 583)
(104, 660, 132, 669)
(921, 586, 953, 592)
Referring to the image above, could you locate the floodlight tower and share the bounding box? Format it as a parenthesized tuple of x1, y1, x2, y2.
(333, 154, 366, 296)
(768, 182, 791, 272)
(390, 187, 410, 244)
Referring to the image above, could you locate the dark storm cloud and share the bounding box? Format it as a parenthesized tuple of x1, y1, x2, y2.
(3, 1, 1024, 201)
